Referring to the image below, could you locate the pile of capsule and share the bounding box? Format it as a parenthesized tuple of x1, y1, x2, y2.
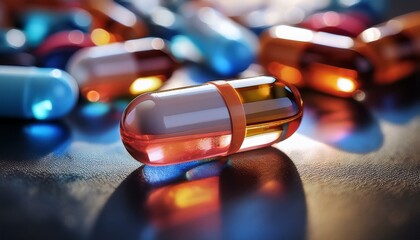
(0, 0, 419, 165)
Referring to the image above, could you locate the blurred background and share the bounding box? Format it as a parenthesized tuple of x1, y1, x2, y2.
(0, 0, 419, 240)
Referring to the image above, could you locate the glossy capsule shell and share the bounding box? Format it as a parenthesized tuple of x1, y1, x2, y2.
(176, 4, 258, 76)
(120, 76, 303, 166)
(0, 66, 78, 120)
(355, 11, 420, 84)
(67, 37, 178, 102)
(259, 25, 373, 97)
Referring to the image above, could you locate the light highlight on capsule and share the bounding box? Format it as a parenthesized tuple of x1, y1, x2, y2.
(0, 66, 78, 120)
(259, 25, 373, 97)
(120, 76, 303, 166)
(67, 37, 178, 102)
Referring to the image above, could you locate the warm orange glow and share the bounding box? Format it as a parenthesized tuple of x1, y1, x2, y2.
(91, 28, 111, 45)
(306, 62, 359, 97)
(268, 62, 304, 87)
(146, 177, 220, 227)
(174, 185, 215, 208)
(337, 77, 356, 92)
(86, 90, 101, 102)
(129, 76, 163, 95)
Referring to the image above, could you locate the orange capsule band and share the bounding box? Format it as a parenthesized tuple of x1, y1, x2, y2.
(209, 81, 246, 155)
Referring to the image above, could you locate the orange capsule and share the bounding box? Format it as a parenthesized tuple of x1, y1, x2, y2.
(259, 25, 374, 98)
(355, 11, 420, 84)
(120, 76, 303, 166)
(67, 37, 178, 102)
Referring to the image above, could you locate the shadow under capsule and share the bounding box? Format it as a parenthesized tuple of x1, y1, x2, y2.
(0, 119, 71, 161)
(90, 147, 307, 240)
(364, 71, 420, 124)
(298, 89, 383, 153)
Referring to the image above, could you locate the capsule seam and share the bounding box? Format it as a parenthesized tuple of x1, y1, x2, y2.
(208, 81, 246, 155)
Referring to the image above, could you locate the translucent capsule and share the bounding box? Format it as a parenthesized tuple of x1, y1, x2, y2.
(355, 11, 420, 84)
(67, 37, 178, 102)
(120, 76, 303, 165)
(0, 66, 78, 120)
(259, 25, 374, 98)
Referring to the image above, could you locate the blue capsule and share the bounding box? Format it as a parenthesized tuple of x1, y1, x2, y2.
(176, 4, 258, 76)
(119, 1, 258, 76)
(0, 66, 78, 120)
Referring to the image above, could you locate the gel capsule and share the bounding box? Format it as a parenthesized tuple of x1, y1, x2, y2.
(67, 37, 178, 102)
(259, 25, 374, 97)
(0, 66, 78, 120)
(120, 76, 303, 165)
(355, 11, 420, 84)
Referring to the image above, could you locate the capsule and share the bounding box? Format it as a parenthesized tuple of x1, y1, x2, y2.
(82, 0, 148, 41)
(0, 66, 78, 120)
(19, 8, 92, 48)
(259, 25, 374, 97)
(178, 3, 258, 76)
(327, 0, 388, 23)
(120, 1, 258, 76)
(355, 11, 420, 84)
(120, 76, 303, 166)
(299, 11, 372, 37)
(67, 37, 178, 102)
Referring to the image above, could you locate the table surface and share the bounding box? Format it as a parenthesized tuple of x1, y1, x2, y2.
(1, 2, 420, 240)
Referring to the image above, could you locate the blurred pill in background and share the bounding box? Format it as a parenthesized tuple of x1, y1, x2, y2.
(0, 66, 78, 120)
(327, 0, 389, 23)
(299, 0, 389, 37)
(119, 0, 258, 76)
(67, 37, 179, 102)
(35, 30, 95, 69)
(117, 0, 182, 40)
(299, 11, 372, 37)
(18, 7, 92, 48)
(120, 76, 303, 166)
(259, 25, 373, 98)
(355, 11, 420, 85)
(82, 0, 148, 42)
(177, 3, 258, 76)
(201, 0, 330, 35)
